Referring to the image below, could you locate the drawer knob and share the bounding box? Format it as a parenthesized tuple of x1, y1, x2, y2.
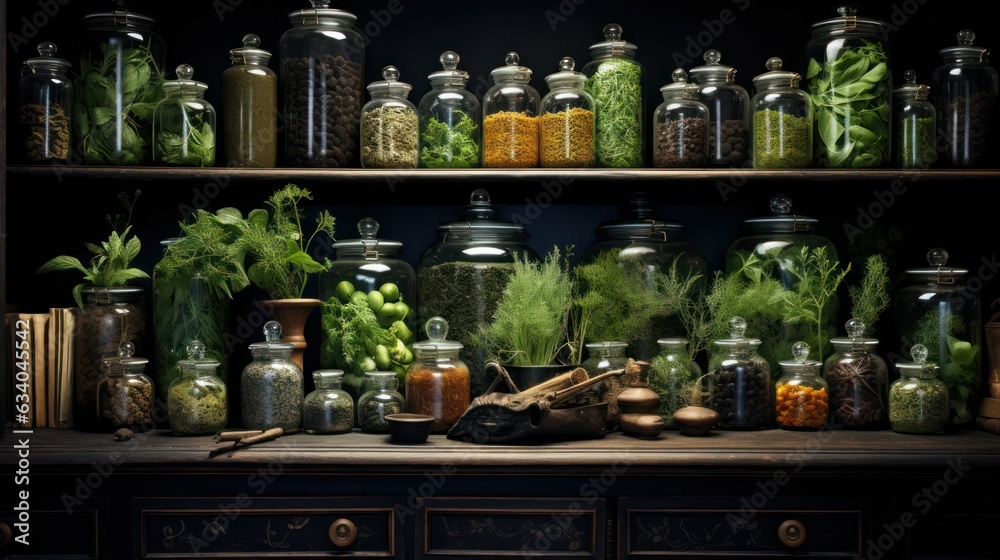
(329, 518, 358, 547)
(0, 522, 12, 548)
(778, 519, 806, 548)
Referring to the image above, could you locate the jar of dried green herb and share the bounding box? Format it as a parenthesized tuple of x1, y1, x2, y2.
(303, 370, 354, 434)
(750, 57, 813, 169)
(168, 340, 227, 436)
(17, 41, 72, 163)
(357, 371, 404, 433)
(223, 34, 277, 168)
(689, 49, 749, 167)
(482, 52, 540, 168)
(153, 64, 216, 167)
(97, 342, 154, 433)
(890, 344, 949, 434)
(361, 65, 419, 169)
(241, 321, 304, 432)
(823, 319, 888, 429)
(539, 57, 595, 168)
(418, 51, 481, 168)
(893, 70, 937, 169)
(653, 69, 709, 168)
(583, 23, 644, 167)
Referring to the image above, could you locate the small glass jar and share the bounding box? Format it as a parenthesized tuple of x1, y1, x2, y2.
(653, 69, 710, 168)
(539, 57, 596, 168)
(823, 318, 889, 429)
(583, 23, 644, 167)
(223, 33, 278, 167)
(890, 344, 950, 434)
(775, 342, 829, 430)
(482, 52, 540, 168)
(582, 342, 629, 376)
(405, 317, 470, 433)
(97, 342, 153, 433)
(241, 321, 304, 432)
(893, 70, 937, 169)
(648, 338, 703, 427)
(303, 370, 354, 434)
(357, 371, 405, 433)
(932, 30, 998, 168)
(418, 50, 481, 168)
(153, 64, 217, 167)
(707, 317, 771, 430)
(689, 49, 750, 167)
(361, 65, 419, 169)
(167, 340, 227, 436)
(750, 57, 813, 169)
(17, 41, 72, 163)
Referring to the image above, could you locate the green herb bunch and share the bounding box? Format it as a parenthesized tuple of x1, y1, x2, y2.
(906, 310, 981, 424)
(320, 298, 412, 398)
(156, 110, 216, 167)
(848, 254, 891, 335)
(420, 111, 479, 168)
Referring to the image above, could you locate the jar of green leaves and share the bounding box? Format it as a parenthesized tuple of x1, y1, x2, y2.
(892, 70, 937, 169)
(418, 51, 481, 168)
(583, 23, 644, 167)
(648, 338, 703, 428)
(750, 57, 812, 169)
(153, 64, 216, 167)
(167, 340, 227, 436)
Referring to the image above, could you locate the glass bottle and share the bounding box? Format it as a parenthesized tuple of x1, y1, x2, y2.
(223, 33, 277, 167)
(707, 317, 771, 430)
(932, 29, 999, 168)
(893, 70, 937, 169)
(823, 318, 889, 429)
(582, 342, 629, 376)
(539, 57, 596, 168)
(303, 370, 354, 434)
(775, 342, 829, 430)
(648, 338, 703, 427)
(583, 23, 644, 167)
(96, 342, 154, 433)
(482, 52, 540, 168)
(361, 65, 419, 169)
(241, 321, 304, 432)
(805, 6, 892, 168)
(418, 50, 481, 168)
(167, 340, 227, 436)
(653, 69, 710, 168)
(357, 371, 405, 433)
(750, 57, 813, 169)
(890, 344, 950, 434)
(17, 41, 72, 163)
(280, 1, 363, 167)
(153, 64, 216, 167)
(689, 49, 750, 167)
(406, 317, 470, 433)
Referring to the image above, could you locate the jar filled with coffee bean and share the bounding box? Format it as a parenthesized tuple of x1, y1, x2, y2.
(653, 69, 709, 168)
(706, 317, 771, 430)
(689, 49, 749, 167)
(97, 342, 154, 433)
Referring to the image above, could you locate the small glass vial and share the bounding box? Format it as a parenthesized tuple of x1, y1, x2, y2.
(223, 33, 278, 167)
(539, 57, 596, 168)
(775, 342, 829, 430)
(357, 371, 405, 433)
(582, 342, 629, 376)
(648, 338, 703, 427)
(241, 321, 304, 432)
(707, 317, 771, 430)
(890, 344, 950, 434)
(304, 370, 354, 434)
(654, 69, 710, 168)
(583, 23, 644, 167)
(482, 52, 540, 168)
(18, 41, 72, 163)
(750, 57, 813, 168)
(168, 340, 227, 436)
(932, 29, 998, 168)
(893, 70, 937, 169)
(153, 64, 217, 167)
(406, 317, 470, 433)
(361, 65, 419, 169)
(689, 49, 750, 166)
(418, 51, 481, 168)
(97, 342, 154, 433)
(823, 318, 889, 429)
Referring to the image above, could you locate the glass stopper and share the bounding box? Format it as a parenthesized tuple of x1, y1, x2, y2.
(37, 41, 57, 57)
(792, 341, 811, 362)
(440, 50, 460, 70)
(242, 34, 261, 48)
(846, 318, 866, 338)
(559, 57, 575, 72)
(382, 65, 399, 82)
(704, 49, 722, 65)
(186, 340, 206, 360)
(957, 29, 976, 45)
(118, 342, 135, 358)
(671, 68, 688, 83)
(927, 248, 949, 266)
(310, 0, 331, 8)
(836, 5, 858, 16)
(765, 57, 782, 71)
(910, 344, 928, 364)
(357, 217, 379, 239)
(264, 320, 283, 342)
(470, 188, 491, 205)
(728, 316, 747, 338)
(425, 316, 449, 341)
(904, 69, 917, 84)
(176, 64, 194, 80)
(770, 194, 792, 215)
(603, 23, 622, 40)
(504, 52, 520, 66)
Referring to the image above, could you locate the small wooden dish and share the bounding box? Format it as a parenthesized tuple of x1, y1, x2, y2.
(386, 413, 435, 443)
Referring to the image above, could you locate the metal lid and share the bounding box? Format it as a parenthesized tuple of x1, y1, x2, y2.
(752, 57, 801, 90)
(689, 49, 738, 85)
(312, 369, 344, 381)
(287, 0, 357, 27)
(777, 341, 823, 373)
(904, 248, 968, 283)
(177, 340, 221, 373)
(438, 189, 528, 237)
(588, 23, 637, 60)
(893, 70, 930, 101)
(595, 192, 685, 241)
(162, 64, 208, 96)
(939, 29, 990, 63)
(23, 41, 71, 73)
(896, 344, 939, 377)
(367, 65, 412, 99)
(428, 51, 470, 88)
(333, 217, 402, 258)
(248, 321, 295, 357)
(744, 194, 818, 233)
(229, 34, 272, 67)
(659, 68, 700, 100)
(545, 57, 587, 90)
(490, 51, 533, 84)
(412, 316, 463, 354)
(810, 5, 888, 37)
(102, 342, 149, 374)
(829, 318, 880, 347)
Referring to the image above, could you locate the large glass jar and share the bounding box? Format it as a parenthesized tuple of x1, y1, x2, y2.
(73, 2, 165, 165)
(689, 49, 749, 167)
(18, 41, 72, 163)
(167, 340, 227, 436)
(539, 57, 595, 168)
(153, 64, 216, 167)
(775, 342, 829, 431)
(750, 57, 813, 169)
(303, 370, 354, 434)
(97, 343, 153, 433)
(894, 248, 981, 425)
(893, 70, 937, 169)
(417, 189, 540, 397)
(418, 50, 481, 168)
(482, 52, 540, 168)
(707, 317, 771, 430)
(823, 318, 888, 429)
(405, 317, 470, 433)
(361, 65, 418, 169)
(583, 23, 644, 167)
(223, 33, 277, 168)
(357, 371, 404, 433)
(932, 29, 999, 168)
(805, 6, 892, 168)
(890, 344, 950, 434)
(280, 1, 363, 167)
(582, 341, 629, 376)
(241, 321, 304, 432)
(648, 338, 703, 427)
(653, 69, 710, 168)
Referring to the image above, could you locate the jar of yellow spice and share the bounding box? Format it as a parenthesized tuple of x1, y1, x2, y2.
(539, 57, 595, 167)
(482, 51, 540, 168)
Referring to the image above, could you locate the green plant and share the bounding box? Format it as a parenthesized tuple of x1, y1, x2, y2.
(156, 111, 216, 166)
(419, 111, 479, 168)
(780, 246, 851, 364)
(584, 57, 644, 167)
(906, 310, 980, 424)
(848, 254, 891, 335)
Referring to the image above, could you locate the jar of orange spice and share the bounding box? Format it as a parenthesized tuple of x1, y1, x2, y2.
(405, 316, 470, 433)
(775, 342, 829, 430)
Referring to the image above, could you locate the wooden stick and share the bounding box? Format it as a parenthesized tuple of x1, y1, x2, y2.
(214, 430, 264, 443)
(237, 427, 283, 445)
(516, 367, 590, 401)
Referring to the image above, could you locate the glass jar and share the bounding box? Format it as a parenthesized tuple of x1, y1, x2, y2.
(303, 370, 354, 434)
(241, 321, 304, 432)
(153, 64, 216, 167)
(582, 342, 629, 376)
(893, 70, 937, 169)
(648, 338, 704, 427)
(405, 317, 470, 433)
(894, 248, 981, 425)
(805, 6, 891, 168)
(73, 2, 165, 165)
(823, 318, 889, 429)
(890, 344, 950, 434)
(17, 41, 72, 163)
(280, 1, 363, 167)
(417, 188, 540, 397)
(418, 50, 481, 168)
(361, 65, 419, 169)
(583, 23, 644, 167)
(223, 33, 277, 168)
(357, 371, 404, 433)
(707, 317, 771, 430)
(932, 29, 999, 168)
(97, 342, 153, 433)
(653, 69, 710, 168)
(750, 57, 813, 169)
(689, 49, 749, 167)
(539, 57, 596, 168)
(167, 340, 227, 436)
(482, 52, 540, 168)
(775, 342, 829, 430)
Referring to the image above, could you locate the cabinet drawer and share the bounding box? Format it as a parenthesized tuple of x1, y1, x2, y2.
(416, 497, 606, 559)
(135, 497, 399, 558)
(1, 496, 107, 559)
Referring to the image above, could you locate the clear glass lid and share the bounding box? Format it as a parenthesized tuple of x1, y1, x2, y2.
(893, 70, 930, 101)
(689, 49, 738, 85)
(777, 341, 823, 374)
(23, 41, 71, 73)
(177, 340, 221, 373)
(333, 217, 402, 258)
(162, 64, 208, 96)
(103, 342, 149, 375)
(939, 29, 990, 62)
(904, 248, 968, 283)
(712, 316, 763, 348)
(752, 57, 801, 91)
(660, 68, 700, 100)
(229, 34, 272, 67)
(744, 194, 819, 233)
(412, 316, 463, 356)
(490, 51, 533, 84)
(544, 57, 587, 90)
(367, 65, 412, 99)
(829, 318, 880, 349)
(437, 189, 528, 237)
(84, 0, 156, 27)
(287, 0, 357, 27)
(588, 23, 637, 59)
(248, 321, 294, 359)
(896, 344, 939, 377)
(428, 51, 470, 88)
(594, 192, 684, 240)
(810, 5, 888, 36)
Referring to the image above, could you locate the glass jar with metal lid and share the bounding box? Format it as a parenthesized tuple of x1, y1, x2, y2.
(361, 65, 419, 169)
(357, 371, 404, 433)
(241, 321, 304, 432)
(932, 29, 998, 168)
(689, 49, 749, 167)
(890, 344, 950, 434)
(539, 57, 596, 168)
(750, 57, 813, 169)
(97, 342, 154, 433)
(17, 41, 72, 163)
(406, 317, 470, 432)
(418, 50, 481, 168)
(482, 51, 540, 168)
(153, 64, 216, 167)
(823, 318, 888, 429)
(223, 33, 277, 168)
(775, 342, 829, 430)
(893, 70, 937, 169)
(303, 370, 354, 434)
(280, 0, 363, 167)
(653, 69, 710, 168)
(707, 317, 771, 430)
(583, 23, 644, 167)
(167, 340, 227, 436)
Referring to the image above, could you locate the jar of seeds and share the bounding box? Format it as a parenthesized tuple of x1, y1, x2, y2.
(539, 57, 595, 168)
(357, 371, 404, 433)
(223, 33, 277, 167)
(893, 70, 937, 169)
(167, 340, 227, 436)
(823, 319, 888, 429)
(750, 57, 813, 169)
(241, 321, 304, 432)
(361, 65, 419, 169)
(97, 342, 154, 433)
(689, 49, 749, 167)
(418, 50, 481, 168)
(17, 41, 72, 163)
(706, 317, 771, 430)
(303, 370, 354, 434)
(653, 69, 709, 167)
(482, 52, 540, 168)
(890, 344, 949, 434)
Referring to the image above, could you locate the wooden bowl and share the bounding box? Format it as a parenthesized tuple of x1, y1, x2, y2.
(386, 413, 435, 443)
